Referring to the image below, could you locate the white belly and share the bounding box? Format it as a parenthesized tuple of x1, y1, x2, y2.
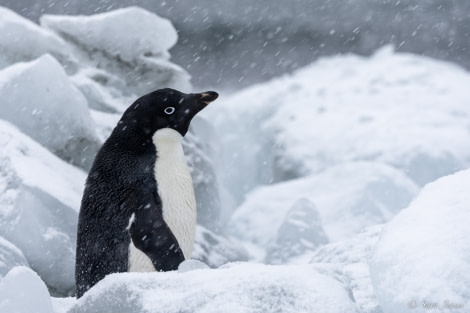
(152, 128, 197, 259)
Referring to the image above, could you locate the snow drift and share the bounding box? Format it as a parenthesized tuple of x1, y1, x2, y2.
(71, 263, 360, 313)
(370, 169, 470, 313)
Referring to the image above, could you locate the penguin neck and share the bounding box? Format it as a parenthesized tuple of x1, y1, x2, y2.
(152, 128, 185, 161)
(152, 128, 183, 146)
(152, 128, 187, 174)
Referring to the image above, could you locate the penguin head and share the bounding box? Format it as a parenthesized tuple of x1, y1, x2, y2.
(122, 88, 218, 137)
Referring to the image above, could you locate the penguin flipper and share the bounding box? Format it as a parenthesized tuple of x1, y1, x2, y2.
(127, 193, 185, 271)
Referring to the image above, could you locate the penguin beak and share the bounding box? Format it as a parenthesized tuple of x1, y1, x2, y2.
(198, 91, 219, 105)
(173, 91, 219, 136)
(180, 91, 219, 121)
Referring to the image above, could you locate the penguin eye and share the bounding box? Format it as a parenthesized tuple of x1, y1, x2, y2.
(164, 107, 175, 115)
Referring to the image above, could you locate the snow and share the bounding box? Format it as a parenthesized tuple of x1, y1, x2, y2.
(178, 259, 210, 272)
(0, 120, 86, 295)
(310, 225, 383, 265)
(0, 266, 54, 313)
(229, 162, 418, 247)
(71, 263, 359, 313)
(192, 226, 249, 268)
(0, 54, 101, 169)
(265, 198, 328, 264)
(41, 7, 177, 63)
(370, 169, 470, 313)
(41, 7, 191, 96)
(0, 7, 72, 70)
(70, 68, 130, 114)
(184, 117, 229, 230)
(309, 226, 385, 313)
(51, 297, 75, 313)
(0, 236, 28, 277)
(88, 109, 122, 142)
(0, 121, 87, 211)
(211, 47, 470, 198)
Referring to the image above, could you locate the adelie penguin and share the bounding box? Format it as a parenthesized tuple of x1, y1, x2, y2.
(75, 88, 218, 298)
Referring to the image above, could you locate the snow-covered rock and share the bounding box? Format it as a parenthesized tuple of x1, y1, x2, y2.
(230, 162, 418, 245)
(309, 226, 384, 313)
(0, 120, 86, 295)
(0, 236, 28, 278)
(0, 7, 72, 71)
(310, 225, 383, 265)
(71, 263, 360, 313)
(192, 226, 248, 268)
(213, 49, 470, 197)
(0, 266, 54, 313)
(0, 54, 101, 169)
(41, 7, 191, 96)
(265, 198, 328, 264)
(370, 169, 470, 313)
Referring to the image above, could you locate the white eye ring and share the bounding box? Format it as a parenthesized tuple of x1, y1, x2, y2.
(164, 107, 175, 115)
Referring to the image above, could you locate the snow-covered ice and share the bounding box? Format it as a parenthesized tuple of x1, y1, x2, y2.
(0, 266, 54, 313)
(178, 259, 210, 272)
(184, 117, 228, 230)
(70, 68, 130, 114)
(265, 198, 328, 264)
(192, 226, 248, 268)
(41, 7, 177, 63)
(310, 225, 383, 265)
(370, 169, 470, 313)
(212, 47, 470, 195)
(309, 226, 385, 313)
(71, 263, 360, 313)
(229, 162, 418, 246)
(41, 7, 191, 96)
(0, 120, 86, 295)
(0, 7, 72, 71)
(0, 236, 28, 277)
(51, 297, 76, 313)
(0, 54, 101, 169)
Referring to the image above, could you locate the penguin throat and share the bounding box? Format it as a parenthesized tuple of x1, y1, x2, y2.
(152, 128, 183, 143)
(151, 128, 197, 259)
